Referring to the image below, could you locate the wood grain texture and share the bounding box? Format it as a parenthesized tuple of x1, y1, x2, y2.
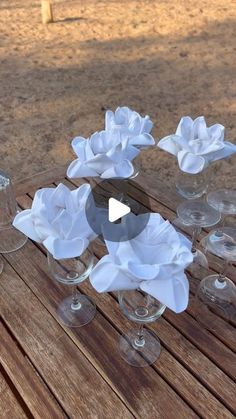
(3, 240, 197, 419)
(0, 321, 66, 419)
(8, 167, 236, 418)
(0, 367, 28, 419)
(14, 191, 236, 417)
(13, 165, 67, 197)
(0, 261, 133, 419)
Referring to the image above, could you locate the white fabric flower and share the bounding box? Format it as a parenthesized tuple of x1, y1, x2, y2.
(67, 130, 140, 179)
(105, 106, 155, 147)
(158, 116, 236, 174)
(90, 213, 193, 313)
(13, 183, 97, 259)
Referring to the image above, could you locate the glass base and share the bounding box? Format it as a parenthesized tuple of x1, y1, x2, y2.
(119, 328, 161, 367)
(0, 226, 27, 253)
(195, 274, 236, 331)
(0, 259, 3, 274)
(57, 294, 96, 327)
(176, 185, 207, 200)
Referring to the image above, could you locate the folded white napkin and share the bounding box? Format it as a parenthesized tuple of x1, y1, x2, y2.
(158, 116, 236, 174)
(90, 213, 193, 313)
(67, 129, 140, 179)
(13, 183, 97, 259)
(105, 106, 155, 147)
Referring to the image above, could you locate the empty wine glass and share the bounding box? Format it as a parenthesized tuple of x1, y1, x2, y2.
(177, 200, 221, 273)
(118, 289, 166, 367)
(195, 227, 236, 331)
(0, 170, 27, 253)
(207, 190, 236, 240)
(175, 165, 212, 200)
(47, 246, 96, 327)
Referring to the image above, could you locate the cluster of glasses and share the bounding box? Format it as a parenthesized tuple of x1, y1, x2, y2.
(1, 167, 235, 369)
(174, 168, 236, 332)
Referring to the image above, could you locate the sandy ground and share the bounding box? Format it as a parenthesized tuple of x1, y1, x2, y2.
(0, 0, 235, 189)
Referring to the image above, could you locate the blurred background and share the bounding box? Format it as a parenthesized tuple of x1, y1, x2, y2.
(0, 0, 235, 187)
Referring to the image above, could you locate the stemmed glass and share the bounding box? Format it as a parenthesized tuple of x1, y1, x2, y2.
(175, 165, 212, 200)
(47, 246, 96, 327)
(118, 289, 166, 367)
(206, 190, 236, 242)
(177, 200, 221, 272)
(195, 227, 236, 331)
(115, 160, 140, 211)
(0, 170, 27, 253)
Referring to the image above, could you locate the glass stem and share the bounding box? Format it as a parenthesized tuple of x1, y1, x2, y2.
(218, 259, 229, 283)
(71, 286, 81, 310)
(134, 324, 145, 348)
(191, 226, 201, 253)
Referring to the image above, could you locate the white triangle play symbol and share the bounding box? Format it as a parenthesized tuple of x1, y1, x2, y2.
(108, 198, 131, 223)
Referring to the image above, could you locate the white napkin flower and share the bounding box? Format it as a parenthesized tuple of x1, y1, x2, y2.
(158, 116, 236, 174)
(105, 106, 155, 148)
(67, 129, 140, 179)
(90, 213, 193, 313)
(13, 183, 97, 259)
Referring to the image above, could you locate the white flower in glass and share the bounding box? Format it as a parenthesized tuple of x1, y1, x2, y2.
(105, 106, 155, 148)
(67, 129, 140, 179)
(13, 183, 97, 259)
(158, 116, 236, 174)
(90, 213, 193, 313)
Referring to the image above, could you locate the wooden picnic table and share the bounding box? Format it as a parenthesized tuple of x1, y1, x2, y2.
(0, 165, 235, 419)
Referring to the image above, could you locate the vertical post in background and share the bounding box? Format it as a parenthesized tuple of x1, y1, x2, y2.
(41, 0, 54, 24)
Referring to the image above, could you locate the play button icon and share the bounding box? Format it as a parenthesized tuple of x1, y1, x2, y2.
(85, 178, 150, 242)
(108, 198, 130, 222)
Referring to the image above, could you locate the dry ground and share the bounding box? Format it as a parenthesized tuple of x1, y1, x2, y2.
(0, 0, 235, 188)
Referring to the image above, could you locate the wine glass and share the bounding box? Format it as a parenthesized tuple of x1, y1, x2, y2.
(207, 190, 236, 240)
(0, 170, 27, 253)
(118, 289, 166, 367)
(115, 159, 140, 212)
(195, 227, 236, 331)
(177, 200, 221, 273)
(47, 246, 96, 327)
(175, 165, 212, 200)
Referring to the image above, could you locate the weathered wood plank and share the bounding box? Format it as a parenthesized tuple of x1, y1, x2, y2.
(0, 261, 133, 419)
(13, 165, 67, 197)
(10, 192, 236, 416)
(2, 241, 197, 419)
(0, 367, 28, 419)
(0, 321, 66, 419)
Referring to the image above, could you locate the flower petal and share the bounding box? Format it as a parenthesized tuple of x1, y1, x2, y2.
(101, 159, 134, 179)
(13, 209, 41, 242)
(158, 135, 183, 155)
(90, 255, 140, 292)
(43, 236, 88, 259)
(193, 116, 209, 140)
(127, 261, 159, 280)
(67, 159, 99, 178)
(176, 116, 194, 140)
(177, 150, 206, 174)
(129, 133, 155, 147)
(140, 272, 189, 313)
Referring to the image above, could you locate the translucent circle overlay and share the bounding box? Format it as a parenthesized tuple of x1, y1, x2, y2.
(85, 179, 151, 242)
